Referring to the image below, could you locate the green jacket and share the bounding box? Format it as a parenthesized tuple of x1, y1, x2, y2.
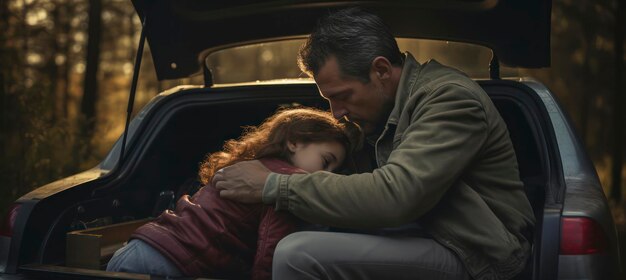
(263, 53, 535, 280)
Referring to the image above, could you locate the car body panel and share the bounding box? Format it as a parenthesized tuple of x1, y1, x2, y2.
(16, 169, 104, 201)
(558, 255, 616, 279)
(522, 79, 622, 279)
(523, 80, 618, 244)
(131, 0, 551, 80)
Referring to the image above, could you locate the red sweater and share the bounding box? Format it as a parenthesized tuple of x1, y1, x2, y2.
(131, 158, 305, 279)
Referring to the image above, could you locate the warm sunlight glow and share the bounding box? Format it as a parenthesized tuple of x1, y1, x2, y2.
(55, 54, 66, 65)
(75, 63, 86, 74)
(123, 62, 133, 75)
(26, 9, 47, 26)
(74, 32, 86, 43)
(26, 53, 42, 65)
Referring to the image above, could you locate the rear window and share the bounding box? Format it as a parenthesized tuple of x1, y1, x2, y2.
(204, 38, 520, 84)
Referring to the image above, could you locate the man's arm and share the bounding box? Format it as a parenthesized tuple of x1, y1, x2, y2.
(268, 85, 489, 228)
(217, 85, 488, 228)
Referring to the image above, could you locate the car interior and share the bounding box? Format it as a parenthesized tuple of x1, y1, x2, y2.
(22, 81, 552, 279)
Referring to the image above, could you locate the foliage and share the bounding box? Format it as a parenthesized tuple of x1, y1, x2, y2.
(0, 0, 154, 218)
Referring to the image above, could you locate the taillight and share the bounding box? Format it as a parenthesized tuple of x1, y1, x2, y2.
(0, 204, 21, 237)
(560, 217, 608, 255)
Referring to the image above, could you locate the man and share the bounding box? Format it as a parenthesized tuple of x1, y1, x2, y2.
(213, 8, 535, 280)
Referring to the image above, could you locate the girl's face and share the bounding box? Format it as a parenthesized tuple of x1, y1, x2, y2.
(288, 141, 346, 173)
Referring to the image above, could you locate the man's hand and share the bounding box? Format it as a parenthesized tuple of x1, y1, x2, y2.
(212, 160, 271, 203)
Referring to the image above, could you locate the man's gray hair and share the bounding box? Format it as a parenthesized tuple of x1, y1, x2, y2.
(298, 7, 403, 82)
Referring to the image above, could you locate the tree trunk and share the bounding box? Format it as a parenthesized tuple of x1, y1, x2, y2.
(611, 0, 625, 202)
(579, 40, 593, 145)
(80, 0, 103, 145)
(61, 3, 72, 119)
(0, 0, 9, 137)
(49, 3, 60, 123)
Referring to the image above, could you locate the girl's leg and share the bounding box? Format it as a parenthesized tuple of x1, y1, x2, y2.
(106, 239, 183, 277)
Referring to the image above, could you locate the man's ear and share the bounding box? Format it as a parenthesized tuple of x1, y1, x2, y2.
(371, 56, 392, 81)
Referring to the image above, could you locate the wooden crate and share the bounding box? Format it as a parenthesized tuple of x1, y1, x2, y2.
(66, 218, 151, 270)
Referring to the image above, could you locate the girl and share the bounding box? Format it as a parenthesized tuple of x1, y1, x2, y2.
(106, 107, 362, 280)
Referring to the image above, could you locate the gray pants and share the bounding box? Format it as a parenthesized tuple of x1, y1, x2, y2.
(106, 239, 183, 277)
(272, 231, 470, 280)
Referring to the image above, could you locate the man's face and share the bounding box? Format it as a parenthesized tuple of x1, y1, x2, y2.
(315, 56, 395, 136)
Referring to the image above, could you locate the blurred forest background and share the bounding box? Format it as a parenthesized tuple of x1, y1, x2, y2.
(0, 0, 625, 243)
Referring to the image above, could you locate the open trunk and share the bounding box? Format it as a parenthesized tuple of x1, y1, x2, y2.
(17, 80, 559, 279)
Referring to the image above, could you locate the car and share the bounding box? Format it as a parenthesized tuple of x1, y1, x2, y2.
(0, 0, 622, 279)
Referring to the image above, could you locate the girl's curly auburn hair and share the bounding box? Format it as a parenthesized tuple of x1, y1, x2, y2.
(198, 107, 362, 185)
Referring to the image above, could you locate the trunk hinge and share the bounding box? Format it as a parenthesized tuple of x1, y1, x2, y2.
(119, 15, 147, 167)
(490, 52, 500, 80)
(203, 61, 214, 87)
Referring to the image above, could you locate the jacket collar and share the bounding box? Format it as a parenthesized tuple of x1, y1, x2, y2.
(366, 52, 422, 145)
(388, 52, 422, 125)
